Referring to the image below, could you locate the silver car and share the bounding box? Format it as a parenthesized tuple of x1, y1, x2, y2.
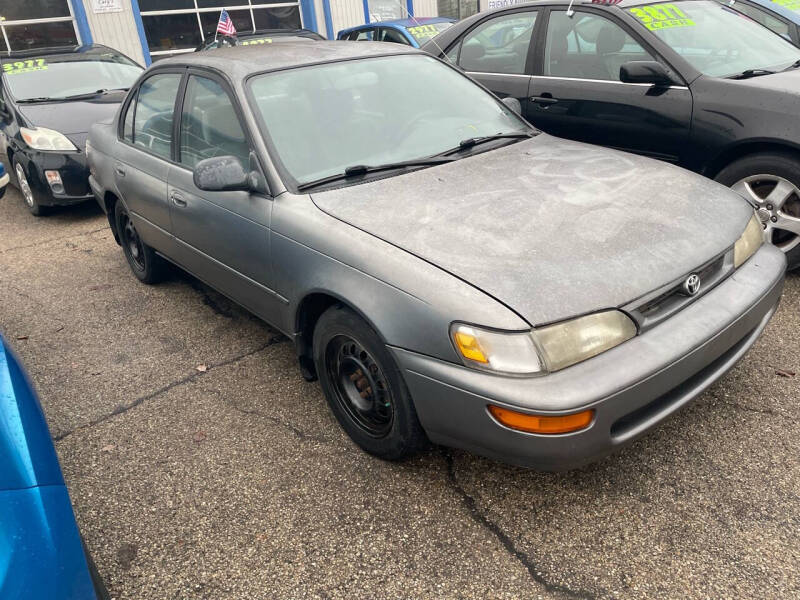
(87, 43, 785, 470)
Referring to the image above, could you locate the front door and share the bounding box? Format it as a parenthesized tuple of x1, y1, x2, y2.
(451, 9, 541, 120)
(530, 8, 692, 163)
(167, 72, 281, 323)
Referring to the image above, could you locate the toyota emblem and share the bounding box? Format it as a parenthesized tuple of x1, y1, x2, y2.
(682, 273, 701, 296)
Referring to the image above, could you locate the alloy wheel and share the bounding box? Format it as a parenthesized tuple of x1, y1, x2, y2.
(15, 163, 34, 208)
(732, 174, 800, 253)
(325, 335, 394, 437)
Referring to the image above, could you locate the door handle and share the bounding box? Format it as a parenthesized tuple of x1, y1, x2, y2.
(170, 192, 187, 207)
(114, 164, 126, 177)
(530, 95, 559, 106)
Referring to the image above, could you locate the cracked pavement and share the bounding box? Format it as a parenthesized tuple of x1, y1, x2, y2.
(1, 188, 798, 599)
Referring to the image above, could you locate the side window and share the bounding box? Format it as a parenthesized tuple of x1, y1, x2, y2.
(122, 92, 135, 142)
(545, 11, 655, 81)
(733, 3, 790, 37)
(133, 73, 181, 159)
(179, 75, 250, 170)
(459, 11, 538, 74)
(353, 29, 375, 41)
(380, 28, 410, 44)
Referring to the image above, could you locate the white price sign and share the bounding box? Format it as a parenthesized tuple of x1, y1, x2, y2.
(92, 0, 123, 13)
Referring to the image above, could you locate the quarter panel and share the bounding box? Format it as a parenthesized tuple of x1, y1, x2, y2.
(270, 193, 528, 362)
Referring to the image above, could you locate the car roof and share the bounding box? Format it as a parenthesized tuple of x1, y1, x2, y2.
(159, 40, 420, 77)
(234, 28, 325, 39)
(739, 0, 800, 23)
(0, 43, 119, 62)
(339, 16, 454, 34)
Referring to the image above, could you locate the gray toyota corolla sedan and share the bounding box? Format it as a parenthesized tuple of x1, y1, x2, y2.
(87, 42, 785, 470)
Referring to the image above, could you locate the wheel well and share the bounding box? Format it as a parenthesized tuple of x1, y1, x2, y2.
(294, 293, 343, 381)
(704, 142, 800, 179)
(103, 191, 121, 244)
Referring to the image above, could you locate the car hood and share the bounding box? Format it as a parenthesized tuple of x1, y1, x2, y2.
(16, 92, 125, 135)
(727, 67, 800, 93)
(0, 336, 63, 491)
(311, 135, 753, 326)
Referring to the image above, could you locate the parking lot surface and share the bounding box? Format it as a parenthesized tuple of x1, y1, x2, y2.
(1, 187, 798, 599)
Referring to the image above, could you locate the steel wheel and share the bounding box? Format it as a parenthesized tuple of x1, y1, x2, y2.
(732, 174, 800, 253)
(15, 162, 34, 208)
(120, 211, 146, 272)
(325, 334, 394, 437)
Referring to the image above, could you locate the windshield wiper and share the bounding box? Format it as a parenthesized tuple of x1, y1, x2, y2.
(17, 88, 130, 103)
(296, 157, 455, 191)
(16, 96, 55, 103)
(438, 131, 535, 156)
(727, 69, 776, 80)
(783, 58, 800, 71)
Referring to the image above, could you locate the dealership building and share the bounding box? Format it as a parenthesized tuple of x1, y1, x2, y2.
(0, 1, 518, 65)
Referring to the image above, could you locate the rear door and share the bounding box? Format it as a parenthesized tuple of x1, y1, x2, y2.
(529, 8, 692, 163)
(449, 8, 541, 121)
(167, 70, 281, 323)
(113, 70, 183, 254)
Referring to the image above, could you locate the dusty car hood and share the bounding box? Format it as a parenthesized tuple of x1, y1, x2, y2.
(311, 135, 754, 326)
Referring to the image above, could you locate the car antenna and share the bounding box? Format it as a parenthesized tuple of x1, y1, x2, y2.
(385, 0, 456, 65)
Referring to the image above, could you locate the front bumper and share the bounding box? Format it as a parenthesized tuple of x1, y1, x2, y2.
(18, 150, 93, 207)
(392, 244, 786, 471)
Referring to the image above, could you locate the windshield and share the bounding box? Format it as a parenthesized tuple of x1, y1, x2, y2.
(248, 54, 529, 187)
(2, 52, 143, 101)
(406, 22, 453, 44)
(627, 1, 800, 76)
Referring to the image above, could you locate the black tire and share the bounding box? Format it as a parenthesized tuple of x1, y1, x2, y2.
(13, 157, 47, 216)
(114, 200, 164, 284)
(313, 305, 428, 460)
(715, 152, 800, 270)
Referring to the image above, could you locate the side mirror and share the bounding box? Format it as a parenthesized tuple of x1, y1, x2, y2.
(193, 155, 251, 192)
(619, 61, 673, 86)
(501, 96, 521, 113)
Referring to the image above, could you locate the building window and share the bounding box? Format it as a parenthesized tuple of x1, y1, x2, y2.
(437, 0, 479, 20)
(140, 1, 303, 60)
(0, 0, 81, 51)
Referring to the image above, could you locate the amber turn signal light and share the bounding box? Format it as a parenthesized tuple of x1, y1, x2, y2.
(488, 405, 594, 435)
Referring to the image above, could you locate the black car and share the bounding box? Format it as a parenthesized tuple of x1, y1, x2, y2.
(0, 44, 143, 215)
(423, 0, 800, 268)
(195, 28, 325, 51)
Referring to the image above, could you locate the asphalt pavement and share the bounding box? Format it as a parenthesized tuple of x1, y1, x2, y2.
(1, 187, 798, 599)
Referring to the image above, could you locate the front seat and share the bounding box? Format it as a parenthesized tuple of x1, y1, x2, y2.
(595, 25, 627, 80)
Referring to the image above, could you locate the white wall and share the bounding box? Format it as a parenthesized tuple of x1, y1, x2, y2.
(414, 0, 439, 17)
(83, 1, 146, 65)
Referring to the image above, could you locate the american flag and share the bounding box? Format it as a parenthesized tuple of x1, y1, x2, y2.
(216, 10, 237, 36)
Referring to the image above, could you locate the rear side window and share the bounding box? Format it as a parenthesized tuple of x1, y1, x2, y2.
(459, 11, 538, 74)
(352, 29, 375, 41)
(179, 75, 250, 169)
(133, 73, 181, 159)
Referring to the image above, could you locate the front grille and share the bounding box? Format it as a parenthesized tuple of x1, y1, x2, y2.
(624, 251, 733, 332)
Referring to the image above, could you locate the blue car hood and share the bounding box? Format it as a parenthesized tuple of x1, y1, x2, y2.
(0, 486, 97, 600)
(0, 338, 63, 491)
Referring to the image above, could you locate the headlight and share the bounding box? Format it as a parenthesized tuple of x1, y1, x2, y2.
(733, 213, 764, 268)
(451, 324, 543, 374)
(20, 127, 76, 151)
(451, 310, 637, 375)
